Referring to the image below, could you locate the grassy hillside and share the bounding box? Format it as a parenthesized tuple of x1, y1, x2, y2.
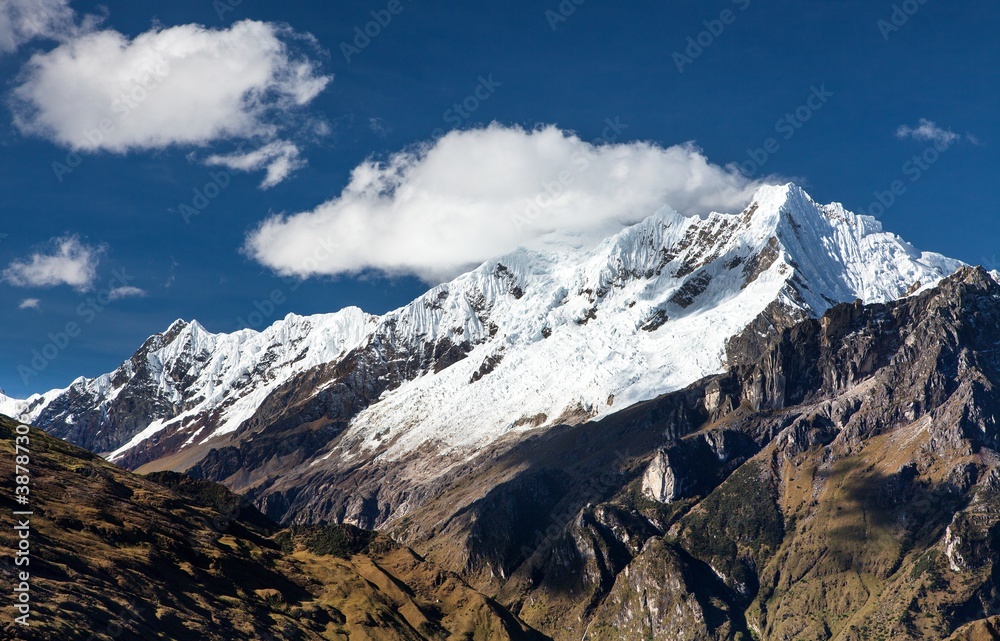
(0, 415, 545, 640)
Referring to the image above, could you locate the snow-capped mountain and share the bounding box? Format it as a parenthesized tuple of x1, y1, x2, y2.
(12, 308, 375, 458)
(0, 391, 27, 418)
(337, 183, 962, 458)
(4, 183, 965, 522)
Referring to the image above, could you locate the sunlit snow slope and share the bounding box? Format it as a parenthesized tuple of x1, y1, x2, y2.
(5, 184, 965, 464)
(339, 183, 963, 456)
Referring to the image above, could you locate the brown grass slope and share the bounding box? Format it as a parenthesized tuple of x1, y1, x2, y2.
(0, 415, 546, 640)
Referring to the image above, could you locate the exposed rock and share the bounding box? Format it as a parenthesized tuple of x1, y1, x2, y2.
(586, 538, 747, 640)
(642, 449, 681, 503)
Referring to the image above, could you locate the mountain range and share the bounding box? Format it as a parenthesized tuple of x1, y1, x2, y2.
(6, 183, 1000, 639)
(0, 185, 965, 510)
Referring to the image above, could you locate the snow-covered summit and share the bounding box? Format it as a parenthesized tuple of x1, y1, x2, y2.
(749, 183, 959, 309)
(335, 182, 962, 456)
(7, 183, 965, 466)
(0, 391, 27, 418)
(9, 306, 377, 458)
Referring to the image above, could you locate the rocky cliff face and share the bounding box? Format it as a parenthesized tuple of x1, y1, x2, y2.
(180, 265, 994, 640)
(431, 266, 1000, 640)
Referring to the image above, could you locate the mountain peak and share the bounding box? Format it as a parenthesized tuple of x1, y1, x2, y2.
(744, 182, 815, 219)
(750, 181, 808, 205)
(14, 184, 967, 474)
(944, 265, 1000, 292)
(165, 318, 189, 332)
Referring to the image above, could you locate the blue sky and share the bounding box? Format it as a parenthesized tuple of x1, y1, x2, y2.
(0, 0, 996, 397)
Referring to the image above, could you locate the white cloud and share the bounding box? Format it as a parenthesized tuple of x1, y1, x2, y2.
(205, 141, 305, 189)
(244, 124, 770, 283)
(17, 298, 41, 310)
(3, 236, 102, 291)
(107, 285, 146, 301)
(0, 0, 76, 53)
(895, 119, 962, 146)
(11, 19, 330, 185)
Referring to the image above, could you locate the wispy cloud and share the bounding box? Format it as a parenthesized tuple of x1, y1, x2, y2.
(164, 256, 179, 289)
(0, 0, 78, 54)
(17, 298, 41, 310)
(204, 141, 305, 189)
(369, 117, 390, 137)
(2, 236, 103, 291)
(107, 285, 146, 301)
(895, 118, 975, 146)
